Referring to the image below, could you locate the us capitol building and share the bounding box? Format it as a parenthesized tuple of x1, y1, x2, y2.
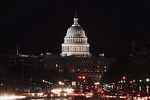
(2, 15, 109, 93)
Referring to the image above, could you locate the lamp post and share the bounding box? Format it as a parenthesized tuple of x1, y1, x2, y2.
(146, 78, 149, 94)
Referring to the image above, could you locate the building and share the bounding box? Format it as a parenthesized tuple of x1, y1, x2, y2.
(6, 15, 107, 93)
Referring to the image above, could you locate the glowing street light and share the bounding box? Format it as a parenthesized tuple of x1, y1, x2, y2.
(121, 80, 123, 83)
(139, 79, 142, 82)
(146, 78, 150, 82)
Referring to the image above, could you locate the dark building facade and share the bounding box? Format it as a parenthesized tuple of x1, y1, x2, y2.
(7, 53, 106, 93)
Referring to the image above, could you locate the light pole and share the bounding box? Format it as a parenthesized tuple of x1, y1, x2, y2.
(146, 78, 149, 94)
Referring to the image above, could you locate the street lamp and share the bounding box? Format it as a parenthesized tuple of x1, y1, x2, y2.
(146, 78, 150, 94)
(139, 79, 142, 82)
(146, 78, 149, 82)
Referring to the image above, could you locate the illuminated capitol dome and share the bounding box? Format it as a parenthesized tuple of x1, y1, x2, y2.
(61, 16, 91, 57)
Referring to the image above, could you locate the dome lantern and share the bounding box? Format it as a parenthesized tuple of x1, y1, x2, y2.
(72, 17, 80, 27)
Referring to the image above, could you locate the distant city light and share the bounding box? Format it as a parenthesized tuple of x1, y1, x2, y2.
(105, 84, 109, 88)
(129, 80, 133, 84)
(122, 76, 126, 80)
(51, 88, 74, 94)
(139, 79, 142, 82)
(63, 88, 74, 94)
(0, 95, 26, 100)
(146, 78, 149, 82)
(58, 81, 65, 85)
(51, 89, 62, 94)
(94, 82, 100, 85)
(0, 83, 3, 86)
(121, 80, 123, 83)
(82, 76, 85, 79)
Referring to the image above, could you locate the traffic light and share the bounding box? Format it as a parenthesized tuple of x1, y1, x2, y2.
(105, 84, 109, 88)
(129, 80, 133, 84)
(122, 76, 126, 80)
(82, 76, 85, 79)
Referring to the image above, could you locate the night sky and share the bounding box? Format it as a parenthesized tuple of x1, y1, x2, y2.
(0, 1, 150, 57)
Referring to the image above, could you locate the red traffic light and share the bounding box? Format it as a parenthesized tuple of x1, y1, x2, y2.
(122, 76, 126, 80)
(129, 80, 133, 84)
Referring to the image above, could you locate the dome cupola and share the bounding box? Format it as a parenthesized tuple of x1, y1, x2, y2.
(61, 16, 91, 57)
(65, 17, 86, 38)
